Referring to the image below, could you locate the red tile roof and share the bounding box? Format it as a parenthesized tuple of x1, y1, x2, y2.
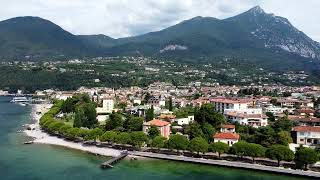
(292, 126, 320, 132)
(144, 119, 170, 127)
(222, 124, 235, 129)
(213, 132, 240, 140)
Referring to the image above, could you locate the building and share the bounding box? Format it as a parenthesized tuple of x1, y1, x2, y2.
(288, 116, 320, 126)
(264, 106, 285, 115)
(221, 124, 236, 133)
(291, 126, 320, 146)
(143, 119, 171, 138)
(213, 132, 240, 146)
(175, 115, 194, 126)
(224, 111, 268, 127)
(277, 98, 314, 108)
(96, 98, 114, 114)
(148, 96, 166, 107)
(210, 98, 250, 113)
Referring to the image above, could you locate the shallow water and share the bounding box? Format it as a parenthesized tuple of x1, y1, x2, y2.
(0, 96, 309, 180)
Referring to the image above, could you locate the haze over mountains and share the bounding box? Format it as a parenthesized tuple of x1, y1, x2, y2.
(0, 6, 320, 71)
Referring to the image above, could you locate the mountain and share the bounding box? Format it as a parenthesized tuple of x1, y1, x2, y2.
(0, 6, 320, 72)
(0, 16, 100, 59)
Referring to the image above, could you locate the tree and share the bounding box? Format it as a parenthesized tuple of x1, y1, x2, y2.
(168, 134, 189, 153)
(145, 105, 154, 121)
(88, 128, 103, 142)
(194, 104, 225, 127)
(295, 147, 319, 170)
(125, 116, 143, 131)
(252, 126, 276, 147)
(130, 131, 148, 148)
(74, 107, 86, 128)
(100, 131, 117, 143)
(116, 132, 131, 145)
(272, 116, 293, 132)
(230, 141, 248, 158)
(245, 143, 266, 163)
(105, 112, 123, 130)
(266, 112, 275, 122)
(66, 128, 80, 140)
(168, 97, 173, 111)
(210, 142, 230, 158)
(188, 137, 209, 155)
(151, 136, 166, 150)
(58, 124, 72, 136)
(201, 122, 215, 142)
(47, 121, 64, 134)
(82, 103, 97, 128)
(148, 126, 160, 139)
(266, 145, 294, 167)
(276, 131, 293, 146)
(184, 122, 204, 140)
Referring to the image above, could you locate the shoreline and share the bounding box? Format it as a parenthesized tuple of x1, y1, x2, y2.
(24, 104, 121, 157)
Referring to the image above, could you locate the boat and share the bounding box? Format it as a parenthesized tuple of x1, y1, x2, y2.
(10, 97, 31, 103)
(24, 141, 34, 144)
(18, 102, 27, 106)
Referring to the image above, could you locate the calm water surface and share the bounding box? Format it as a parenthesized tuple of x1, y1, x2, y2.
(0, 96, 309, 180)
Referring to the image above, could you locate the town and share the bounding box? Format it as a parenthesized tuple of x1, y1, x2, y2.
(6, 79, 320, 174)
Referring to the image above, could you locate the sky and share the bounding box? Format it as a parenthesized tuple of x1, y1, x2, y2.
(1, 0, 319, 41)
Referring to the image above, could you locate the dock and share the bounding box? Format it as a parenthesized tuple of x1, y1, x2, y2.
(101, 151, 128, 169)
(130, 151, 320, 178)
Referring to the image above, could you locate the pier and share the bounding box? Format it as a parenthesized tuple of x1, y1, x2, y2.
(130, 151, 320, 178)
(100, 151, 128, 168)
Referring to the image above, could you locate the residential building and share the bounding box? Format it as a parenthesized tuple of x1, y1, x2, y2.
(221, 124, 236, 133)
(291, 126, 320, 146)
(143, 119, 171, 138)
(213, 132, 240, 146)
(210, 98, 251, 113)
(175, 115, 194, 126)
(96, 98, 114, 114)
(224, 111, 268, 127)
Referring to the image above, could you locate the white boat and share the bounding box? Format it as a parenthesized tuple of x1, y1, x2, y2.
(10, 97, 30, 103)
(19, 102, 27, 106)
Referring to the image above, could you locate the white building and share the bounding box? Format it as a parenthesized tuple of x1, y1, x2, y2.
(175, 115, 194, 126)
(213, 132, 240, 146)
(96, 99, 114, 114)
(292, 126, 320, 146)
(265, 106, 286, 115)
(224, 110, 268, 128)
(210, 98, 250, 113)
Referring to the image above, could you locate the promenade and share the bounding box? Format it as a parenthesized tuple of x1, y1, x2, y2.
(130, 151, 320, 178)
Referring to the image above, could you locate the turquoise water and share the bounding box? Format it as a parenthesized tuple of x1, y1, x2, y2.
(0, 96, 309, 180)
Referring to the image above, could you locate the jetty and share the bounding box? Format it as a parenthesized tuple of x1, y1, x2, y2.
(130, 151, 320, 178)
(100, 151, 128, 168)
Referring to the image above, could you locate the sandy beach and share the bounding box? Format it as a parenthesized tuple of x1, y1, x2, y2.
(24, 104, 121, 157)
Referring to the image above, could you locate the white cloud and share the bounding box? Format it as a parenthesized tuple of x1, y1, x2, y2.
(0, 0, 319, 41)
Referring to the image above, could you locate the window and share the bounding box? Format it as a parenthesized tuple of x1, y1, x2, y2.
(299, 132, 305, 136)
(300, 139, 304, 142)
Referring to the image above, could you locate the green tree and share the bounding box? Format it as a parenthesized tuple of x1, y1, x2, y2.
(130, 131, 148, 148)
(58, 124, 72, 136)
(266, 112, 275, 122)
(151, 136, 166, 150)
(230, 141, 248, 158)
(82, 103, 97, 128)
(106, 112, 123, 130)
(194, 104, 225, 127)
(125, 116, 143, 131)
(88, 128, 103, 141)
(266, 145, 294, 167)
(116, 132, 131, 145)
(188, 137, 209, 155)
(168, 97, 173, 111)
(295, 147, 319, 170)
(201, 122, 215, 142)
(74, 107, 86, 128)
(276, 131, 293, 146)
(210, 142, 230, 158)
(100, 131, 117, 143)
(66, 128, 80, 140)
(184, 122, 204, 139)
(272, 116, 293, 132)
(145, 105, 154, 121)
(168, 134, 189, 153)
(148, 126, 160, 139)
(245, 143, 266, 163)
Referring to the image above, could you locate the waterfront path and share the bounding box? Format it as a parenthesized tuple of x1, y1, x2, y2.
(130, 151, 320, 178)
